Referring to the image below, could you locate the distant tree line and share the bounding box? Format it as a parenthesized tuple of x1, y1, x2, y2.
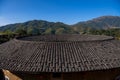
(89, 29, 120, 39)
(1, 28, 120, 44)
(1, 16, 120, 43)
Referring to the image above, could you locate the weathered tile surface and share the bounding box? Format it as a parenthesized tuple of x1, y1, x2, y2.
(0, 35, 120, 72)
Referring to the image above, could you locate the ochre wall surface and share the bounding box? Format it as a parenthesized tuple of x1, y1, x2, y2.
(3, 70, 22, 80)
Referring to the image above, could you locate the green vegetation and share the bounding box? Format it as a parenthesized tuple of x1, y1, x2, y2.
(72, 16, 120, 29)
(0, 31, 15, 44)
(1, 28, 120, 44)
(0, 16, 120, 43)
(89, 29, 120, 39)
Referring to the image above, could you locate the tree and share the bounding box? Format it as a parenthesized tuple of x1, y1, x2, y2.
(27, 28, 33, 35)
(55, 28, 65, 34)
(44, 28, 55, 34)
(15, 28, 27, 36)
(4, 30, 14, 39)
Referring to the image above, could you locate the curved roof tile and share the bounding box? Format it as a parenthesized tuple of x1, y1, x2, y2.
(0, 35, 120, 72)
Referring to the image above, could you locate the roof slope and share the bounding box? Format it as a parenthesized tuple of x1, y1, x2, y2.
(0, 35, 120, 72)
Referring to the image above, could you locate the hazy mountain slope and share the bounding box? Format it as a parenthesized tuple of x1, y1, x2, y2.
(0, 20, 69, 31)
(0, 16, 120, 34)
(72, 16, 120, 30)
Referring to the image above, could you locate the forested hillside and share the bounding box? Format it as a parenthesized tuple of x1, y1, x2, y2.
(0, 16, 120, 35)
(0, 20, 76, 35)
(0, 16, 120, 40)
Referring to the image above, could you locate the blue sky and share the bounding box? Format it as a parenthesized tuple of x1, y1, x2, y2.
(0, 0, 120, 26)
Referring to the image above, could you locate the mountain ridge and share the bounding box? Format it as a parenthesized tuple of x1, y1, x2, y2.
(0, 16, 120, 34)
(72, 16, 120, 29)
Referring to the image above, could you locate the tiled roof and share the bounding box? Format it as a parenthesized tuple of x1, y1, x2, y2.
(0, 35, 120, 72)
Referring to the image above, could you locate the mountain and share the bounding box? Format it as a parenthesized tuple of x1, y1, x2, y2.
(72, 16, 120, 30)
(0, 20, 67, 31)
(0, 20, 75, 34)
(0, 16, 120, 35)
